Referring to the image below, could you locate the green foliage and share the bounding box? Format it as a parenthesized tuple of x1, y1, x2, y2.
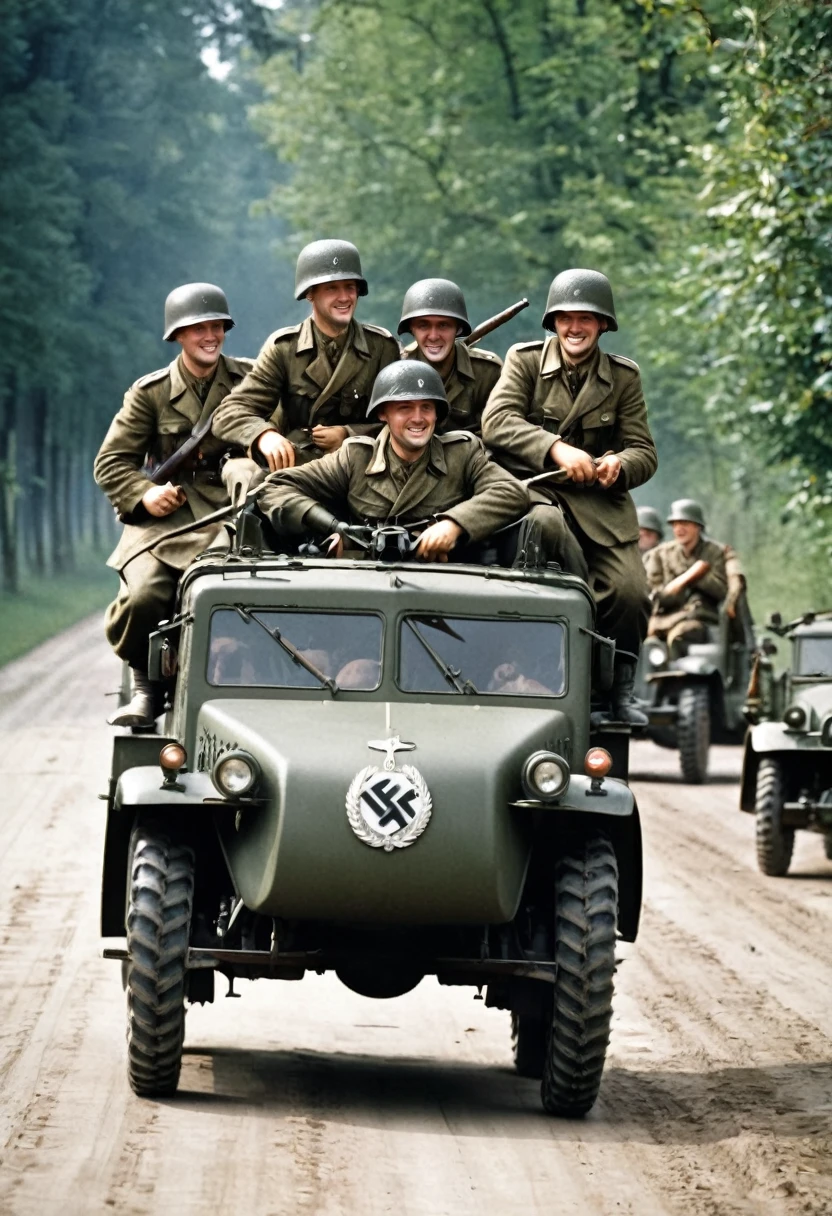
(0, 557, 117, 668)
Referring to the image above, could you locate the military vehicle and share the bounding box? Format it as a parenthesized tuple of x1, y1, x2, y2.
(636, 598, 755, 784)
(740, 611, 832, 876)
(100, 517, 642, 1118)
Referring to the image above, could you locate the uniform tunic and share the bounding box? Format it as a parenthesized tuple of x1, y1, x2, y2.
(94, 351, 253, 666)
(257, 428, 529, 543)
(481, 336, 657, 652)
(402, 339, 501, 435)
(212, 316, 400, 463)
(645, 536, 729, 633)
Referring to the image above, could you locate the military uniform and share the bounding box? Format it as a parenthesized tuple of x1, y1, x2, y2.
(403, 339, 501, 434)
(257, 427, 529, 544)
(481, 338, 657, 654)
(94, 352, 252, 667)
(212, 318, 400, 464)
(645, 536, 728, 657)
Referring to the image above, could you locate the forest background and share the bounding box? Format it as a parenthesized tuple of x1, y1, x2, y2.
(0, 0, 829, 662)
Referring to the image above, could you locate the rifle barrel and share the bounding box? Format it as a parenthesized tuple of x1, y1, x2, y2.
(465, 298, 529, 347)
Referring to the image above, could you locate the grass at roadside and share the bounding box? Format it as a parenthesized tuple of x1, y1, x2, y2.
(0, 556, 117, 668)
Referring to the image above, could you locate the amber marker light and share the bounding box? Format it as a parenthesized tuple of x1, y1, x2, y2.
(584, 747, 613, 778)
(159, 742, 187, 773)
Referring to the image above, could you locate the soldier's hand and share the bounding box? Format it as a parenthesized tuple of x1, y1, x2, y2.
(323, 532, 344, 558)
(415, 519, 464, 561)
(257, 430, 296, 472)
(311, 425, 348, 453)
(142, 482, 186, 517)
(595, 453, 622, 488)
(550, 440, 597, 484)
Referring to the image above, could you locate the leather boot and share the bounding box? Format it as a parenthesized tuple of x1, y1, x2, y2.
(109, 669, 160, 728)
(610, 657, 648, 727)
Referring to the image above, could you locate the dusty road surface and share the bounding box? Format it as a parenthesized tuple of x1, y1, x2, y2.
(1, 619, 831, 1216)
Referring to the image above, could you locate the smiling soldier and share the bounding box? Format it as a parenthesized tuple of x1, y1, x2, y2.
(482, 268, 658, 725)
(94, 282, 253, 727)
(212, 239, 400, 471)
(399, 278, 502, 435)
(256, 360, 529, 561)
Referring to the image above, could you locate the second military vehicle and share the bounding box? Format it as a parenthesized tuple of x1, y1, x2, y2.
(741, 611, 832, 875)
(637, 598, 755, 783)
(100, 519, 642, 1118)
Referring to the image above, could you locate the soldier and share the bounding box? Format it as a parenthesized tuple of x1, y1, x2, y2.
(212, 239, 400, 470)
(637, 505, 664, 555)
(398, 278, 502, 435)
(256, 360, 529, 560)
(95, 282, 254, 728)
(481, 268, 657, 725)
(644, 499, 728, 658)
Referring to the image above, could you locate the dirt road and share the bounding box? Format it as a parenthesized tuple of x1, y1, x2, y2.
(0, 618, 831, 1216)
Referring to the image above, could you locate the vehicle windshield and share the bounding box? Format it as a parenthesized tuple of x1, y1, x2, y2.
(796, 635, 832, 677)
(208, 608, 383, 690)
(398, 615, 565, 697)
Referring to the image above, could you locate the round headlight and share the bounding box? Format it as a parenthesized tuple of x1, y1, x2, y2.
(159, 742, 186, 773)
(521, 751, 570, 801)
(213, 751, 259, 797)
(647, 645, 666, 668)
(784, 705, 807, 731)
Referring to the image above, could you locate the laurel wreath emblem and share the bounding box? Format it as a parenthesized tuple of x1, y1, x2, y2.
(345, 764, 433, 851)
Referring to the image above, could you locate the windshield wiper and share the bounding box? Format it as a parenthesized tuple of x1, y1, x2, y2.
(234, 605, 338, 696)
(405, 618, 478, 694)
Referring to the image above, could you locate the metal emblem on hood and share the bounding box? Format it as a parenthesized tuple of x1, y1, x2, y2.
(346, 736, 432, 851)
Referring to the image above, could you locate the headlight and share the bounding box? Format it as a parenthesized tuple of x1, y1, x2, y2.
(212, 750, 260, 797)
(521, 751, 570, 801)
(647, 644, 666, 668)
(783, 705, 807, 731)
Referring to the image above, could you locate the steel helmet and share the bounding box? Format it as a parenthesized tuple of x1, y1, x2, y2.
(367, 360, 449, 423)
(163, 282, 234, 341)
(667, 498, 706, 528)
(637, 506, 665, 536)
(294, 239, 368, 300)
(397, 278, 471, 337)
(542, 268, 617, 333)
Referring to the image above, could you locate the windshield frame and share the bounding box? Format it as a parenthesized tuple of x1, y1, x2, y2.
(205, 605, 386, 692)
(394, 611, 568, 700)
(794, 634, 832, 679)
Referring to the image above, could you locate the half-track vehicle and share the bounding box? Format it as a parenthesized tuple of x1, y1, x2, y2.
(635, 597, 755, 783)
(741, 612, 832, 876)
(100, 518, 642, 1117)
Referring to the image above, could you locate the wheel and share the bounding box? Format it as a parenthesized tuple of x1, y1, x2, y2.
(825, 833, 832, 862)
(755, 758, 794, 876)
(541, 834, 618, 1117)
(511, 988, 553, 1079)
(677, 685, 710, 784)
(125, 824, 194, 1096)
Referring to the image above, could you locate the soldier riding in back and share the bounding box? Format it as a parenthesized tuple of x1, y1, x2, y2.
(399, 278, 502, 435)
(94, 283, 253, 728)
(212, 239, 400, 471)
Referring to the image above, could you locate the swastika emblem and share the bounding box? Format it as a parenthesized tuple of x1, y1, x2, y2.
(346, 756, 432, 851)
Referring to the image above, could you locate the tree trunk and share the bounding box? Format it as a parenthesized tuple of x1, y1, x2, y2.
(0, 380, 20, 594)
(29, 388, 48, 576)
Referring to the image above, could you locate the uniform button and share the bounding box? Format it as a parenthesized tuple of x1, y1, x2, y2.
(600, 413, 610, 422)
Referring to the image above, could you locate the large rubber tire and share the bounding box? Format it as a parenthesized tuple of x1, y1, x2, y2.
(541, 835, 618, 1117)
(677, 685, 710, 784)
(755, 757, 794, 877)
(125, 825, 194, 1096)
(511, 988, 554, 1079)
(825, 833, 832, 862)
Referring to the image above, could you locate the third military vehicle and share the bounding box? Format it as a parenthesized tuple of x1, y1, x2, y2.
(741, 611, 832, 875)
(100, 516, 642, 1118)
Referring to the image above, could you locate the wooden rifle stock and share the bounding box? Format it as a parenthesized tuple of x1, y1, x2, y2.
(465, 298, 529, 348)
(149, 413, 214, 486)
(664, 559, 710, 599)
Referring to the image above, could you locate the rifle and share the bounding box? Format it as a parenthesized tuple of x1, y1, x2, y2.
(465, 298, 529, 348)
(663, 559, 711, 599)
(149, 412, 215, 486)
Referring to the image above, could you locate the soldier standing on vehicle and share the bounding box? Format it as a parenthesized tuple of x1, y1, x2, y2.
(399, 278, 502, 435)
(256, 361, 529, 560)
(212, 239, 400, 471)
(95, 283, 254, 728)
(645, 499, 728, 658)
(481, 268, 657, 725)
(637, 505, 664, 555)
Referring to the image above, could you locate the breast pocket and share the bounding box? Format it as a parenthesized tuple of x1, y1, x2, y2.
(580, 406, 618, 454)
(155, 418, 192, 461)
